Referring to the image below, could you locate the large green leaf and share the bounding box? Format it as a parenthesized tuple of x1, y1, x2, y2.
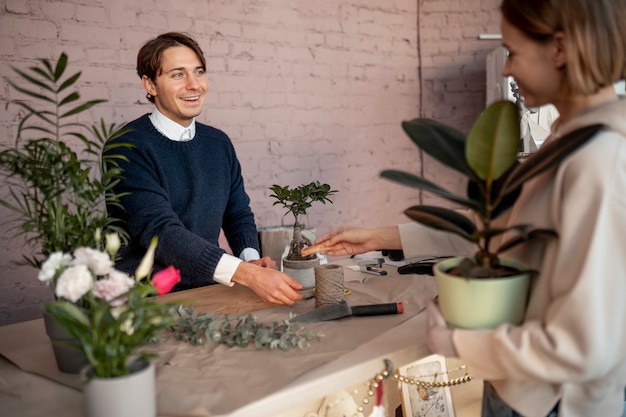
(468, 162, 522, 220)
(500, 124, 603, 196)
(9, 67, 55, 93)
(45, 301, 91, 329)
(59, 92, 80, 107)
(53, 53, 68, 82)
(497, 228, 558, 254)
(60, 99, 107, 118)
(404, 205, 477, 242)
(381, 169, 480, 211)
(6, 77, 54, 103)
(31, 66, 54, 83)
(401, 118, 471, 176)
(466, 100, 520, 181)
(57, 72, 81, 93)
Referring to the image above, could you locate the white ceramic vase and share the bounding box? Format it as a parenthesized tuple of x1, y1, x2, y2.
(434, 257, 531, 329)
(83, 360, 156, 417)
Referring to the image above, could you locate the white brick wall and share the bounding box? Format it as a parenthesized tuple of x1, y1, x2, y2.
(0, 0, 501, 325)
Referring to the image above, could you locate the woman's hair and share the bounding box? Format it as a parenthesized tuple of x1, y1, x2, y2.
(501, 0, 626, 95)
(136, 32, 207, 103)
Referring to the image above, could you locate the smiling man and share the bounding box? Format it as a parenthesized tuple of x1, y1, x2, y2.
(105, 32, 304, 305)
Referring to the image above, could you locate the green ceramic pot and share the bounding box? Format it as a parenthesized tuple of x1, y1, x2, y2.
(434, 257, 531, 329)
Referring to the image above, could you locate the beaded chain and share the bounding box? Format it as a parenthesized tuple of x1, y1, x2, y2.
(350, 362, 473, 415)
(318, 361, 473, 416)
(393, 364, 473, 388)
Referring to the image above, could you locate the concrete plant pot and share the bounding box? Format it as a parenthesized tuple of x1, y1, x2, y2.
(282, 257, 320, 290)
(43, 310, 89, 374)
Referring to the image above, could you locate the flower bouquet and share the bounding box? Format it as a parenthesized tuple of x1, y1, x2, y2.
(41, 234, 180, 378)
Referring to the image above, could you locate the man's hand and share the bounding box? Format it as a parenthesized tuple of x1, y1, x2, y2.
(232, 262, 304, 305)
(248, 256, 276, 270)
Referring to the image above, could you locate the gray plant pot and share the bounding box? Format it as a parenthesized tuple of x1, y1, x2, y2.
(42, 310, 89, 374)
(282, 257, 320, 290)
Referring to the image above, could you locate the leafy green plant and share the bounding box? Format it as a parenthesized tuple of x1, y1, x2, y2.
(381, 100, 602, 277)
(0, 52, 132, 269)
(43, 237, 181, 378)
(172, 305, 323, 350)
(269, 181, 337, 260)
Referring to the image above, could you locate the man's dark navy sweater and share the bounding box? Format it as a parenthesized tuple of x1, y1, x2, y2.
(106, 114, 259, 290)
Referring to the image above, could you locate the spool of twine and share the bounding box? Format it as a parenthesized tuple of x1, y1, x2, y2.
(314, 264, 345, 308)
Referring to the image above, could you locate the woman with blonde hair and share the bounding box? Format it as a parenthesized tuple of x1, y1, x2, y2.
(316, 0, 626, 415)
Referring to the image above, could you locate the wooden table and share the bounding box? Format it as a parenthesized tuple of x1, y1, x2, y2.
(158, 279, 271, 314)
(0, 258, 483, 417)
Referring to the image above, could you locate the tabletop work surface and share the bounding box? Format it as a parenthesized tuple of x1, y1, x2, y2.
(0, 258, 443, 417)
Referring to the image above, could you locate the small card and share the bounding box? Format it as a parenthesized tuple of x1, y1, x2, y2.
(399, 354, 455, 417)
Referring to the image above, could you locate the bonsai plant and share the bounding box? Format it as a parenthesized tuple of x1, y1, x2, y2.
(381, 100, 602, 328)
(269, 181, 337, 288)
(0, 52, 132, 371)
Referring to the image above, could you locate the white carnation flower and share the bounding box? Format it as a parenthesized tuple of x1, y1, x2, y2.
(55, 264, 94, 302)
(38, 252, 72, 282)
(73, 247, 113, 276)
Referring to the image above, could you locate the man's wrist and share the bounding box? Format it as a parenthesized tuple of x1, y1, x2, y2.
(213, 253, 242, 286)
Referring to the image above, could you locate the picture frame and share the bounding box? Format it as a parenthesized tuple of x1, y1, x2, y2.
(399, 354, 456, 417)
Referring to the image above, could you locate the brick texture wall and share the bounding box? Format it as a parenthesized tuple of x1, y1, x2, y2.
(0, 0, 501, 325)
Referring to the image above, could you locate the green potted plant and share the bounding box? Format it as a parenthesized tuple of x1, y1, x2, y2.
(381, 100, 602, 329)
(0, 52, 132, 371)
(269, 181, 337, 288)
(42, 236, 180, 417)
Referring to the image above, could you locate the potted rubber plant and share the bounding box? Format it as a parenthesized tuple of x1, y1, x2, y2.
(269, 181, 337, 288)
(381, 100, 602, 329)
(0, 52, 132, 372)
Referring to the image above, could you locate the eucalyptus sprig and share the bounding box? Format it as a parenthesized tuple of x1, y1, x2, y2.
(171, 305, 324, 351)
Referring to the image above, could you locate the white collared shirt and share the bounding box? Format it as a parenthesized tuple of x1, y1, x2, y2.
(148, 108, 260, 286)
(149, 108, 196, 141)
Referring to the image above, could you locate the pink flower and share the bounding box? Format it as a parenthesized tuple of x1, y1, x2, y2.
(152, 266, 181, 295)
(93, 270, 134, 307)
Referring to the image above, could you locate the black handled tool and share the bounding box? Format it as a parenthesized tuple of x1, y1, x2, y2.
(397, 262, 436, 275)
(293, 300, 404, 323)
(397, 256, 453, 275)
